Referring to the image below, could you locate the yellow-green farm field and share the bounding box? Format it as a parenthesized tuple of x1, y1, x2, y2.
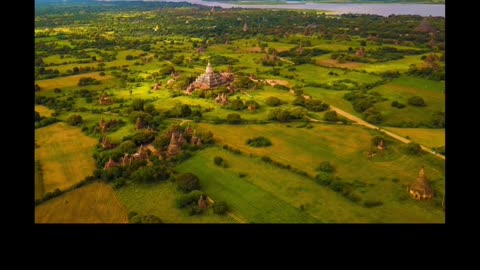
(35, 182, 129, 223)
(383, 128, 445, 149)
(35, 72, 114, 91)
(373, 76, 445, 126)
(175, 147, 444, 223)
(115, 181, 237, 223)
(35, 105, 55, 117)
(35, 123, 98, 195)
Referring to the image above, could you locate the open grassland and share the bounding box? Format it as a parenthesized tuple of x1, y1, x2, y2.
(35, 72, 114, 91)
(372, 76, 445, 126)
(35, 123, 98, 193)
(175, 148, 321, 223)
(115, 181, 237, 223)
(383, 128, 445, 148)
(35, 182, 129, 223)
(176, 147, 444, 223)
(196, 123, 445, 191)
(356, 55, 429, 73)
(294, 64, 384, 85)
(302, 87, 362, 116)
(35, 105, 55, 117)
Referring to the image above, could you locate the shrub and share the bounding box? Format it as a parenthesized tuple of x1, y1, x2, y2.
(408, 96, 426, 106)
(226, 113, 242, 124)
(112, 178, 127, 189)
(176, 173, 200, 193)
(261, 156, 272, 163)
(323, 110, 338, 122)
(66, 114, 83, 126)
(316, 161, 335, 173)
(403, 142, 422, 155)
(78, 77, 100, 86)
(246, 136, 272, 147)
(176, 191, 203, 208)
(345, 192, 362, 203)
(391, 100, 406, 109)
(363, 200, 384, 208)
(265, 96, 282, 107)
(214, 156, 224, 166)
(213, 201, 229, 215)
(141, 215, 163, 223)
(315, 173, 334, 186)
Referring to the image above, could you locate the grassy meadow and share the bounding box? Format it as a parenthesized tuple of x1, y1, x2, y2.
(383, 127, 445, 148)
(35, 182, 129, 223)
(373, 76, 445, 126)
(115, 181, 237, 223)
(35, 123, 98, 194)
(175, 147, 445, 223)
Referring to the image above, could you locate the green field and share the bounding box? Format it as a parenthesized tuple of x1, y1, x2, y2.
(175, 147, 444, 223)
(373, 76, 445, 126)
(35, 123, 98, 194)
(115, 181, 237, 223)
(36, 72, 114, 91)
(34, 3, 444, 223)
(35, 182, 129, 223)
(197, 123, 445, 182)
(291, 64, 384, 85)
(176, 148, 321, 223)
(35, 105, 55, 117)
(383, 127, 445, 148)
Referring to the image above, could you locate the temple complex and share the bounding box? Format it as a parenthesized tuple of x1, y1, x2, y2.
(101, 136, 112, 150)
(104, 157, 116, 170)
(408, 167, 434, 200)
(377, 140, 385, 151)
(198, 195, 208, 209)
(99, 93, 113, 105)
(215, 93, 229, 106)
(166, 131, 187, 158)
(166, 128, 203, 158)
(185, 62, 234, 94)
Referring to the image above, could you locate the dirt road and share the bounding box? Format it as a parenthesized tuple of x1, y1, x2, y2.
(329, 105, 445, 160)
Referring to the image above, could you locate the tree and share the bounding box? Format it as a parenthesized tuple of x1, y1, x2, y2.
(78, 77, 100, 86)
(403, 142, 421, 155)
(391, 101, 406, 109)
(214, 156, 224, 166)
(35, 111, 41, 122)
(176, 173, 200, 193)
(276, 110, 290, 122)
(132, 165, 170, 183)
(66, 114, 83, 126)
(408, 96, 426, 106)
(131, 99, 145, 111)
(226, 113, 242, 124)
(316, 161, 335, 173)
(213, 201, 229, 215)
(323, 110, 338, 122)
(265, 96, 282, 107)
(229, 97, 245, 111)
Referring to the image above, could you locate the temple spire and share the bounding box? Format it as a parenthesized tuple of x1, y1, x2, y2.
(206, 61, 213, 74)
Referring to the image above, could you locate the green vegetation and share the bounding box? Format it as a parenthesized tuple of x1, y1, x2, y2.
(176, 173, 201, 193)
(246, 136, 272, 147)
(34, 1, 444, 223)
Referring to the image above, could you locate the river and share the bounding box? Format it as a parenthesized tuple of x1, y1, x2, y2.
(160, 0, 445, 17)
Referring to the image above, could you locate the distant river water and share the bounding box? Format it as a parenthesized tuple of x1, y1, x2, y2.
(159, 0, 445, 17)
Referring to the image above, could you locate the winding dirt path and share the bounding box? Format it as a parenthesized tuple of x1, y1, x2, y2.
(329, 105, 445, 160)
